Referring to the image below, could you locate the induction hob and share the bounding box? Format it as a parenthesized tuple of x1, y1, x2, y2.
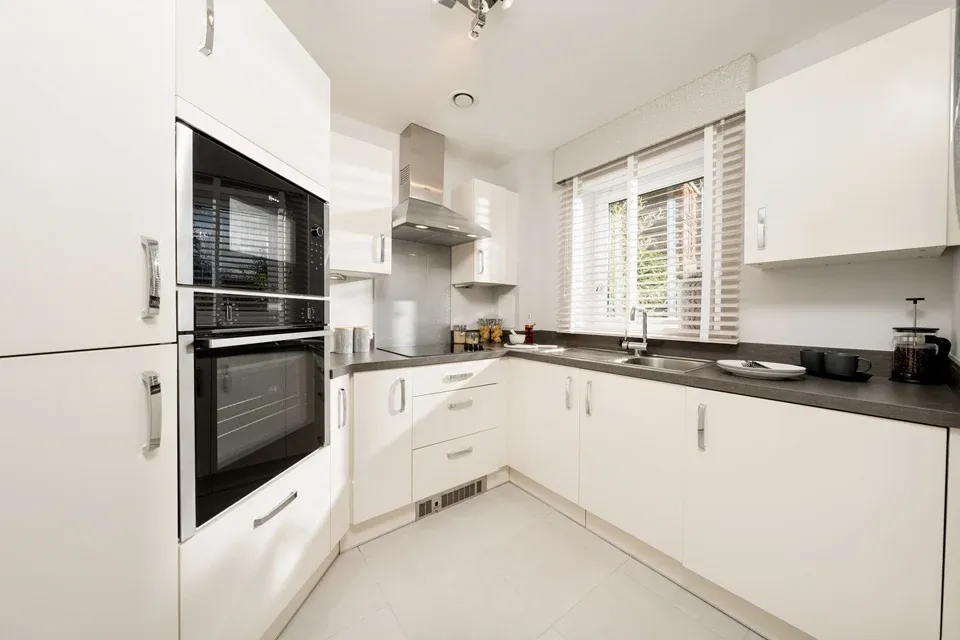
(378, 344, 485, 358)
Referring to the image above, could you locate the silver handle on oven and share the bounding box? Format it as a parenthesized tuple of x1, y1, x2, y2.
(378, 234, 386, 263)
(447, 447, 473, 460)
(200, 0, 215, 56)
(478, 249, 485, 275)
(565, 376, 572, 410)
(142, 371, 162, 453)
(339, 388, 347, 429)
(197, 329, 332, 349)
(398, 378, 407, 413)
(697, 403, 707, 451)
(253, 491, 298, 529)
(448, 399, 473, 411)
(757, 208, 766, 250)
(443, 372, 473, 383)
(585, 380, 593, 417)
(140, 236, 160, 319)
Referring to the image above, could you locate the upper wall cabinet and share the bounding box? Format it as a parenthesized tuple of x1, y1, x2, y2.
(0, 0, 175, 357)
(452, 180, 519, 287)
(176, 0, 331, 196)
(744, 9, 952, 268)
(330, 133, 394, 277)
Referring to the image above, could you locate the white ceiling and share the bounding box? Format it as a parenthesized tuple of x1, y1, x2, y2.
(267, 0, 886, 166)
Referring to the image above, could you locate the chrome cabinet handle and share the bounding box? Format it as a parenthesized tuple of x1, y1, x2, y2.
(447, 447, 474, 460)
(142, 371, 162, 453)
(565, 376, 572, 410)
(478, 249, 485, 275)
(253, 491, 298, 529)
(585, 381, 593, 416)
(697, 403, 706, 451)
(443, 372, 473, 383)
(200, 0, 215, 56)
(338, 388, 347, 429)
(757, 207, 766, 250)
(140, 236, 160, 319)
(378, 234, 386, 263)
(448, 399, 473, 411)
(399, 378, 407, 414)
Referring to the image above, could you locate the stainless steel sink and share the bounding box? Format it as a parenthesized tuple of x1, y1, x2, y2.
(615, 354, 712, 373)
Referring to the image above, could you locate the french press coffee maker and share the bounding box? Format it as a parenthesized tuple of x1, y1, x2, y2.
(891, 298, 952, 385)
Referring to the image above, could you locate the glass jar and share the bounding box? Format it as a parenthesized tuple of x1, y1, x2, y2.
(490, 318, 503, 343)
(451, 325, 467, 345)
(465, 330, 480, 351)
(892, 329, 941, 382)
(478, 318, 491, 343)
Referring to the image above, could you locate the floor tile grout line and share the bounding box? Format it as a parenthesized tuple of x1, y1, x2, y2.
(536, 554, 630, 637)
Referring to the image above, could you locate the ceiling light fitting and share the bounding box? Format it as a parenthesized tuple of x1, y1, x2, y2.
(434, 0, 514, 41)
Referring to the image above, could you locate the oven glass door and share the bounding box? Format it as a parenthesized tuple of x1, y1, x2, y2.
(193, 335, 327, 528)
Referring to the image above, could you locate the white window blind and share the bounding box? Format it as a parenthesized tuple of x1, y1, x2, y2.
(558, 113, 745, 343)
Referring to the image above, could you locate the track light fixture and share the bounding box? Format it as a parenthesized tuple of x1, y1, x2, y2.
(434, 0, 514, 41)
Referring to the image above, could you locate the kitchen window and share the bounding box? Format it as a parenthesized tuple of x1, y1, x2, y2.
(558, 114, 745, 343)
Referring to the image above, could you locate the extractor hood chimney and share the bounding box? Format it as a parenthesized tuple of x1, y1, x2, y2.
(391, 124, 491, 247)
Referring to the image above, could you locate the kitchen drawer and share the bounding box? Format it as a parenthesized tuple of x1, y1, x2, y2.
(413, 384, 504, 449)
(413, 429, 505, 501)
(411, 359, 502, 397)
(180, 448, 331, 640)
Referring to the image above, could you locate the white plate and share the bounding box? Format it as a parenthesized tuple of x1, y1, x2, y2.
(504, 344, 562, 352)
(716, 360, 806, 380)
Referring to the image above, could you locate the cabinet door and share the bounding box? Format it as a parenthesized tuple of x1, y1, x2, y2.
(506, 360, 580, 503)
(176, 0, 330, 191)
(0, 0, 175, 356)
(0, 345, 178, 640)
(944, 428, 960, 640)
(684, 389, 945, 640)
(580, 372, 685, 560)
(472, 180, 507, 284)
(744, 10, 951, 266)
(331, 375, 351, 545)
(330, 133, 393, 275)
(352, 369, 412, 523)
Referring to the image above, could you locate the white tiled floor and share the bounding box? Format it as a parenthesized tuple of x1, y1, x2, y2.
(280, 484, 763, 640)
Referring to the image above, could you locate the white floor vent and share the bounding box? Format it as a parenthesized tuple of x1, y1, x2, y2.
(416, 477, 486, 520)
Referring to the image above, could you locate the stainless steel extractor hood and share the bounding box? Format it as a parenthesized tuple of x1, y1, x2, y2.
(391, 124, 491, 247)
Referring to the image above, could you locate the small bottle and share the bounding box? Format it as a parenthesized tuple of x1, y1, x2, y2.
(524, 313, 536, 345)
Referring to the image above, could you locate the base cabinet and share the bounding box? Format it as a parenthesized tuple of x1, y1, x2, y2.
(331, 376, 352, 545)
(684, 389, 946, 640)
(0, 345, 178, 640)
(579, 372, 685, 561)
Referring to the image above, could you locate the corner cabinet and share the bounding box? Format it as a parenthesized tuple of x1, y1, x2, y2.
(329, 132, 394, 277)
(451, 180, 519, 287)
(744, 9, 951, 267)
(684, 389, 946, 640)
(0, 345, 178, 639)
(176, 0, 331, 193)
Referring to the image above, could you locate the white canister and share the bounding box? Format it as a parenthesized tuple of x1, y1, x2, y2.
(333, 327, 354, 354)
(353, 326, 373, 353)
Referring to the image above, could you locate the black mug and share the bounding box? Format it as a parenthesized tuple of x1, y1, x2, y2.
(824, 352, 872, 377)
(800, 349, 825, 374)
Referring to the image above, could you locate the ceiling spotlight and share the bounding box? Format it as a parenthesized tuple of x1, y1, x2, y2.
(468, 4, 486, 40)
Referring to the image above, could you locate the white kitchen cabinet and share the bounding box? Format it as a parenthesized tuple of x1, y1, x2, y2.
(176, 0, 330, 193)
(413, 428, 506, 501)
(451, 179, 519, 286)
(331, 375, 352, 547)
(944, 428, 960, 640)
(330, 133, 393, 276)
(684, 389, 946, 640)
(181, 449, 331, 640)
(0, 345, 178, 639)
(352, 369, 413, 523)
(744, 9, 951, 267)
(579, 372, 685, 561)
(0, 0, 175, 357)
(506, 359, 580, 503)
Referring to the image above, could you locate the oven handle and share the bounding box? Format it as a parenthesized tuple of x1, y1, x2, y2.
(196, 329, 333, 350)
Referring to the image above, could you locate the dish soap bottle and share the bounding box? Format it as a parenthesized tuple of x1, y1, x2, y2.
(524, 313, 536, 345)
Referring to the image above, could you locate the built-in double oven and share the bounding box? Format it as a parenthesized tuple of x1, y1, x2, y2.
(176, 122, 330, 541)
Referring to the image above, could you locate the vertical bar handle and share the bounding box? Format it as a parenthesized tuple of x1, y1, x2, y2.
(565, 376, 572, 410)
(585, 381, 593, 416)
(399, 378, 407, 414)
(142, 371, 162, 453)
(757, 207, 766, 250)
(338, 388, 347, 429)
(141, 236, 160, 319)
(200, 0, 215, 56)
(378, 234, 386, 263)
(697, 403, 706, 451)
(478, 249, 485, 275)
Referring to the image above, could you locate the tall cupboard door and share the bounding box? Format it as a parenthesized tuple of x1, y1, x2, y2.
(330, 133, 393, 275)
(0, 0, 175, 357)
(352, 369, 412, 523)
(0, 345, 178, 639)
(684, 389, 946, 640)
(944, 428, 960, 640)
(579, 372, 685, 560)
(330, 375, 352, 545)
(176, 0, 330, 191)
(744, 9, 951, 267)
(506, 360, 580, 503)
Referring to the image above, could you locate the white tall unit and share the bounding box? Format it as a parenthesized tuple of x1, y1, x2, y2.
(0, 0, 176, 357)
(744, 9, 952, 267)
(451, 179, 519, 287)
(331, 375, 352, 545)
(944, 428, 960, 640)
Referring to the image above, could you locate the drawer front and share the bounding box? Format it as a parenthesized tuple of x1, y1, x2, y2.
(413, 429, 505, 501)
(180, 449, 331, 640)
(413, 384, 503, 449)
(411, 359, 502, 397)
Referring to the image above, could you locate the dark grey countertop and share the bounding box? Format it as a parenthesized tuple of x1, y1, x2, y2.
(331, 347, 960, 428)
